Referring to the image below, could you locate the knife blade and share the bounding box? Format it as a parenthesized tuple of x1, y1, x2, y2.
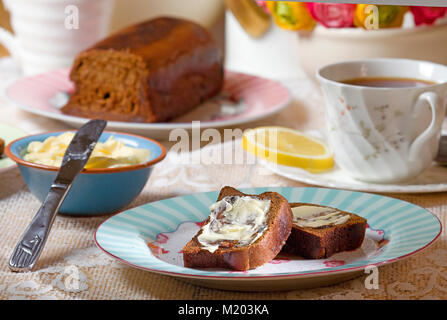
(9, 119, 107, 272)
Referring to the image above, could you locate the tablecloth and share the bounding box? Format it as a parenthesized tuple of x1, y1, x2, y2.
(1, 57, 447, 300)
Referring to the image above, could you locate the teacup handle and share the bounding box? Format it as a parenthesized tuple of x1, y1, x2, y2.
(409, 91, 444, 161)
(0, 27, 21, 65)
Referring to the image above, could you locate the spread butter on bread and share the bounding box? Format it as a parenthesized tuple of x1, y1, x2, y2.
(282, 203, 367, 259)
(183, 186, 293, 271)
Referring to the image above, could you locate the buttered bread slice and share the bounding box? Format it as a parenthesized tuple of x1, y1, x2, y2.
(283, 203, 367, 259)
(183, 186, 293, 271)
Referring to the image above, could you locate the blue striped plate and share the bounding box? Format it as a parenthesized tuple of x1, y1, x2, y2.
(95, 187, 442, 291)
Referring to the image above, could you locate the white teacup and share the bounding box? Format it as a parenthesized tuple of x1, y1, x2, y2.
(317, 58, 447, 183)
(0, 0, 114, 76)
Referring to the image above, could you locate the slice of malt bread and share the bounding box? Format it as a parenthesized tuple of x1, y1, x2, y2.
(183, 186, 293, 271)
(282, 203, 367, 259)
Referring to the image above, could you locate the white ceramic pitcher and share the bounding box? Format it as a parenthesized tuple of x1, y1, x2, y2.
(0, 0, 114, 76)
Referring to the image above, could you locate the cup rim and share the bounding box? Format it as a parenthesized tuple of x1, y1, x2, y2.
(316, 58, 447, 90)
(5, 130, 167, 175)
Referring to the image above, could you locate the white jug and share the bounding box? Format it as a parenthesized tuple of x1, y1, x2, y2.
(0, 0, 114, 76)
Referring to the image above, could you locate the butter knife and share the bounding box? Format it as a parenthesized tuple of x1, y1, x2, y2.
(9, 119, 107, 272)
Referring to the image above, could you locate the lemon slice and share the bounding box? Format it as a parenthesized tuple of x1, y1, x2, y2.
(242, 126, 334, 172)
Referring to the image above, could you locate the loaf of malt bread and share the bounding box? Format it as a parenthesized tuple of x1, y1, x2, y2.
(62, 17, 224, 123)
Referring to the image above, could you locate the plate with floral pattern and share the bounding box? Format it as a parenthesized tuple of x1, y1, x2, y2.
(94, 187, 441, 291)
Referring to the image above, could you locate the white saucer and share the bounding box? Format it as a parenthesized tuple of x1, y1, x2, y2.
(264, 160, 447, 194)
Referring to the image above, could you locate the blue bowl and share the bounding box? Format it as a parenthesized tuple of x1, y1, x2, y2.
(5, 131, 166, 216)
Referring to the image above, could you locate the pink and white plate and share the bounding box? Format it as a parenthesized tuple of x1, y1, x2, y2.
(3, 69, 291, 139)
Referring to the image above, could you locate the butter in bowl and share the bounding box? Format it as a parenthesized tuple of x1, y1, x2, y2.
(5, 131, 166, 215)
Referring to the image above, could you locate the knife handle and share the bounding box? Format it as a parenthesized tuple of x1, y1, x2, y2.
(9, 183, 70, 272)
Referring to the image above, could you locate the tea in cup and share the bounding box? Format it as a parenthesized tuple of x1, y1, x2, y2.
(317, 58, 447, 183)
